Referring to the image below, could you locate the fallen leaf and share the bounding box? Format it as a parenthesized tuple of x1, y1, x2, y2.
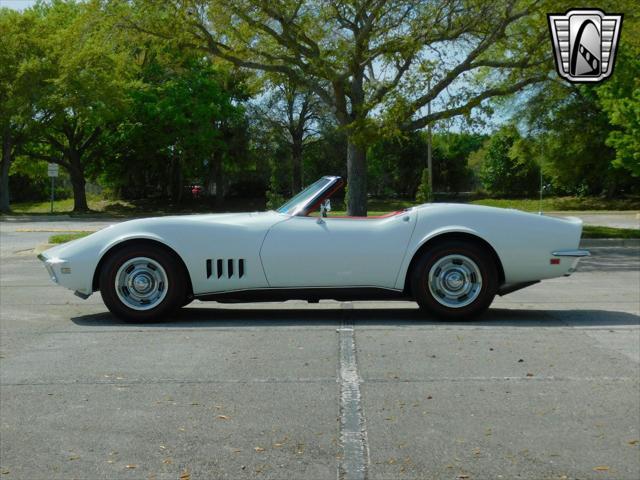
(593, 466, 609, 471)
(179, 470, 190, 480)
(628, 439, 639, 445)
(1, 470, 10, 475)
(254, 447, 265, 452)
(526, 373, 534, 377)
(457, 475, 470, 479)
(126, 464, 137, 469)
(107, 460, 114, 464)
(273, 443, 283, 448)
(217, 415, 230, 420)
(162, 458, 172, 464)
(68, 456, 80, 461)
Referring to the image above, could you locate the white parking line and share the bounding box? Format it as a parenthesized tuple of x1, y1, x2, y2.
(338, 302, 369, 480)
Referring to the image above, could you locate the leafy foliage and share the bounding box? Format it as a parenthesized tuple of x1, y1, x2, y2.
(598, 48, 640, 177)
(415, 169, 432, 204)
(477, 126, 539, 197)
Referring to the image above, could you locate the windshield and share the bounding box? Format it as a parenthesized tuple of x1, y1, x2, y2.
(276, 177, 332, 215)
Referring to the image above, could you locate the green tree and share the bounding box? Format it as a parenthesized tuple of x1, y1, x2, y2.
(126, 0, 550, 215)
(432, 133, 485, 193)
(255, 80, 322, 194)
(22, 0, 134, 212)
(367, 132, 426, 197)
(0, 8, 44, 212)
(104, 53, 246, 203)
(598, 47, 640, 177)
(478, 125, 539, 197)
(515, 80, 630, 196)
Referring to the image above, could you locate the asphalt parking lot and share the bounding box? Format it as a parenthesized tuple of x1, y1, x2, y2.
(1, 220, 639, 480)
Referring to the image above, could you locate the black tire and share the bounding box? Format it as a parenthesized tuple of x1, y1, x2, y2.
(99, 244, 187, 322)
(410, 240, 498, 320)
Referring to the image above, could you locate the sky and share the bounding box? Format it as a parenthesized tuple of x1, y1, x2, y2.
(0, 0, 36, 10)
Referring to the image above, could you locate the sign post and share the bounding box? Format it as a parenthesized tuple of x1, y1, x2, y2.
(47, 163, 59, 213)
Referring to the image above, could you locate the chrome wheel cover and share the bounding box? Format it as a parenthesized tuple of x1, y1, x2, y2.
(428, 254, 483, 309)
(115, 257, 168, 311)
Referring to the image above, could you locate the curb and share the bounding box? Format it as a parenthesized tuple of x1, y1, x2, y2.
(33, 244, 56, 255)
(580, 238, 640, 248)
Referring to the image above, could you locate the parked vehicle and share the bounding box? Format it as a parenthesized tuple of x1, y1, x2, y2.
(39, 176, 589, 321)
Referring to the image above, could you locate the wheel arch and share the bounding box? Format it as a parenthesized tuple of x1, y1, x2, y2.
(403, 231, 505, 296)
(92, 237, 193, 296)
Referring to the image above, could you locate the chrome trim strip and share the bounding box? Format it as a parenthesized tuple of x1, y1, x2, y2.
(552, 249, 590, 257)
(195, 285, 404, 297)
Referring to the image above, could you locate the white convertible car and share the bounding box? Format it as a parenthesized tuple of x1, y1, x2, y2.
(39, 176, 589, 321)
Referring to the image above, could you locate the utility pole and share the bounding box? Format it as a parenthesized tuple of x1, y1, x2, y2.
(426, 78, 433, 201)
(538, 134, 544, 215)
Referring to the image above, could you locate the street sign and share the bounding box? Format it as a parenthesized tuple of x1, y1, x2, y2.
(47, 163, 59, 177)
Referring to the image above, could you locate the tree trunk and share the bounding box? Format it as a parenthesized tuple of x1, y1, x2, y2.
(291, 138, 303, 193)
(69, 163, 89, 212)
(346, 140, 367, 216)
(169, 151, 182, 203)
(1, 129, 12, 213)
(212, 152, 224, 204)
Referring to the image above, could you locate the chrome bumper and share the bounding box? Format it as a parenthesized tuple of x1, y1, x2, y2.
(552, 249, 590, 276)
(37, 253, 58, 284)
(551, 249, 591, 257)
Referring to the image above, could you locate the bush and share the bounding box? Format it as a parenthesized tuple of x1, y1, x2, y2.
(266, 190, 286, 210)
(415, 168, 432, 203)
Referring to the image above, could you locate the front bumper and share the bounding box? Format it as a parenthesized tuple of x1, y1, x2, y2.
(38, 252, 90, 298)
(37, 253, 64, 284)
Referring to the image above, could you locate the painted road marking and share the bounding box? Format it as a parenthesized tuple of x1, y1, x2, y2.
(338, 302, 369, 480)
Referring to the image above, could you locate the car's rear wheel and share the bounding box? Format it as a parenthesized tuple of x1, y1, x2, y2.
(410, 240, 498, 319)
(99, 244, 186, 322)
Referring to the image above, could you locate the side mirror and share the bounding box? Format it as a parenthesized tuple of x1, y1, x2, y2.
(320, 199, 331, 217)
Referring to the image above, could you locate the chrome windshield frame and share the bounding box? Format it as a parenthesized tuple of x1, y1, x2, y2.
(277, 176, 343, 217)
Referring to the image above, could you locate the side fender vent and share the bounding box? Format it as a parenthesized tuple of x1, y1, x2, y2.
(206, 258, 245, 279)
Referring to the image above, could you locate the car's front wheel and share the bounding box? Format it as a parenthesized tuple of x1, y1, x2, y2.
(99, 244, 187, 322)
(410, 240, 498, 319)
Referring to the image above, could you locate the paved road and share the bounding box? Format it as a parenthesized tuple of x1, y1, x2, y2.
(1, 221, 639, 480)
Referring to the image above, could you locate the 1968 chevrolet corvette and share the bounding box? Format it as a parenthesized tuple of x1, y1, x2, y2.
(39, 176, 589, 321)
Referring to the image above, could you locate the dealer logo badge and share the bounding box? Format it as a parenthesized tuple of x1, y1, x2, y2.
(547, 9, 623, 83)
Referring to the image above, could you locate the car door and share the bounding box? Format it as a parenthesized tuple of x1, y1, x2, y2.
(260, 211, 417, 288)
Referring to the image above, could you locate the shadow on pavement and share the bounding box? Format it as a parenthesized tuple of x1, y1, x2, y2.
(71, 306, 640, 328)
